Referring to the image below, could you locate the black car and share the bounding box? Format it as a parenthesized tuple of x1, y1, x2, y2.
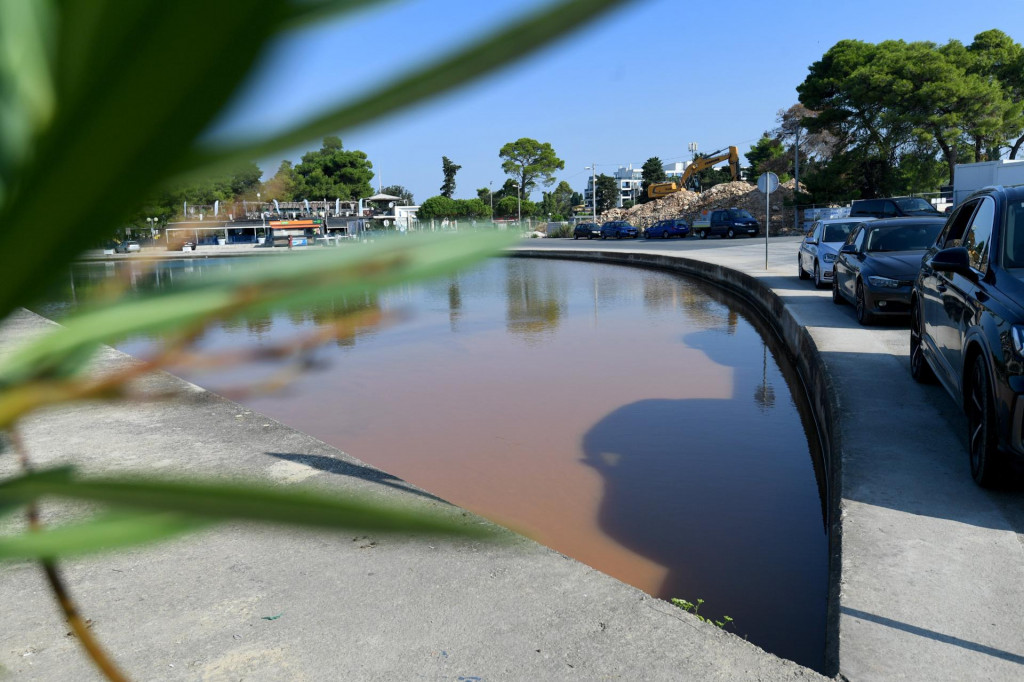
(573, 222, 601, 239)
(850, 196, 943, 219)
(832, 217, 946, 324)
(645, 218, 690, 239)
(600, 221, 639, 239)
(910, 185, 1024, 486)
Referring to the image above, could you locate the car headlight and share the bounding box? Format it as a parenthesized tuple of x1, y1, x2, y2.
(822, 253, 837, 263)
(867, 275, 900, 288)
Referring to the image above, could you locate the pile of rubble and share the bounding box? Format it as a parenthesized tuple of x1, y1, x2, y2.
(599, 179, 806, 235)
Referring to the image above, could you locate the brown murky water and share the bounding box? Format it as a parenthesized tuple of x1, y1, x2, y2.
(39, 256, 828, 671)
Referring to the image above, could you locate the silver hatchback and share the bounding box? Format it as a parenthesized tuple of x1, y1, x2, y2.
(798, 217, 875, 288)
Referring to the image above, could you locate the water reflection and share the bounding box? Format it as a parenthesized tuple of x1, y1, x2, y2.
(33, 255, 828, 672)
(505, 258, 566, 340)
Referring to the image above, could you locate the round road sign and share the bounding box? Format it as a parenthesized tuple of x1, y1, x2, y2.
(757, 172, 780, 194)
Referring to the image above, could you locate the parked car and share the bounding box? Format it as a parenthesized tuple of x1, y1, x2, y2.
(910, 185, 1024, 486)
(573, 222, 601, 239)
(850, 196, 943, 219)
(115, 240, 141, 253)
(692, 208, 760, 239)
(600, 221, 639, 239)
(831, 216, 946, 324)
(645, 218, 690, 239)
(798, 217, 875, 288)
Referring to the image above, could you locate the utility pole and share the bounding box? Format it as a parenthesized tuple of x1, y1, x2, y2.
(794, 126, 801, 233)
(585, 164, 597, 222)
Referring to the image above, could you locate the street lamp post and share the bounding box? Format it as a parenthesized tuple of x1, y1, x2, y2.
(489, 180, 493, 219)
(512, 182, 521, 225)
(585, 164, 597, 222)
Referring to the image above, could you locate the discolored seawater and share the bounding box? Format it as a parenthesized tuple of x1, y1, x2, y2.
(37, 255, 828, 671)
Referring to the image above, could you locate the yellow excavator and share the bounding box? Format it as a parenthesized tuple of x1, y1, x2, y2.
(647, 146, 740, 199)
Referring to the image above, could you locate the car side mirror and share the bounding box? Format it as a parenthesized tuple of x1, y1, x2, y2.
(805, 237, 817, 245)
(839, 243, 858, 254)
(928, 246, 975, 279)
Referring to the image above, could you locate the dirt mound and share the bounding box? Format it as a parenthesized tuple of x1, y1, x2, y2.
(600, 179, 806, 235)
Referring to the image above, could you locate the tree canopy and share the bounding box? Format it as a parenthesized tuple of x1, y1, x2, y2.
(797, 30, 1024, 193)
(440, 156, 461, 198)
(594, 174, 618, 213)
(639, 157, 667, 204)
(380, 185, 414, 205)
(292, 136, 374, 200)
(498, 138, 565, 197)
(538, 180, 575, 220)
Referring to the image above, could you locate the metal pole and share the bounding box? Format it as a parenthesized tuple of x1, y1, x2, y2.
(765, 187, 770, 270)
(794, 126, 800, 233)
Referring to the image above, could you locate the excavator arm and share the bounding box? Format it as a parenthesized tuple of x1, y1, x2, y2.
(679, 146, 739, 189)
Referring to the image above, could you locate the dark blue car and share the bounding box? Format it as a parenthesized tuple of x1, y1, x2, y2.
(645, 218, 690, 239)
(600, 221, 639, 239)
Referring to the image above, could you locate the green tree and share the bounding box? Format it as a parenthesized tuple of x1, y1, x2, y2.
(745, 134, 788, 180)
(380, 184, 414, 205)
(293, 136, 374, 200)
(455, 198, 491, 218)
(639, 157, 667, 203)
(538, 180, 575, 218)
(440, 156, 461, 198)
(595, 174, 618, 213)
(417, 195, 458, 220)
(263, 160, 299, 201)
(498, 138, 565, 197)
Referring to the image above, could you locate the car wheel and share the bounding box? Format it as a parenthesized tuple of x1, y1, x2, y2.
(698, 230, 707, 240)
(662, 231, 669, 239)
(813, 262, 824, 288)
(909, 297, 936, 383)
(966, 356, 1006, 487)
(574, 234, 579, 240)
(726, 228, 736, 239)
(798, 258, 809, 280)
(855, 280, 874, 325)
(587, 235, 593, 240)
(601, 234, 606, 240)
(832, 274, 845, 305)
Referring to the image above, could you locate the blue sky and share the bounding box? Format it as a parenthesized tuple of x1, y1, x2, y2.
(214, 0, 1023, 204)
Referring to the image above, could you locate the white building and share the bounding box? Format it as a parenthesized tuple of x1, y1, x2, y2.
(584, 164, 644, 210)
(663, 161, 691, 179)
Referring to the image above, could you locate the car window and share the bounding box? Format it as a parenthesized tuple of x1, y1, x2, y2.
(1003, 201, 1024, 268)
(894, 197, 939, 215)
(963, 197, 995, 273)
(822, 221, 857, 243)
(940, 201, 978, 248)
(851, 226, 866, 252)
(852, 200, 879, 216)
(882, 201, 898, 217)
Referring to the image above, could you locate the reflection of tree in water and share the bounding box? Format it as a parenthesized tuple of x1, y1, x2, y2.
(505, 258, 565, 341)
(581, 326, 826, 671)
(447, 277, 462, 333)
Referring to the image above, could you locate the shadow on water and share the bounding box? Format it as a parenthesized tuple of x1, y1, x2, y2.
(582, 322, 828, 672)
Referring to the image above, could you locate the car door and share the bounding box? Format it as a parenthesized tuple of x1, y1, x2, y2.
(837, 225, 866, 299)
(935, 197, 995, 384)
(920, 201, 978, 384)
(801, 222, 821, 272)
(710, 211, 725, 236)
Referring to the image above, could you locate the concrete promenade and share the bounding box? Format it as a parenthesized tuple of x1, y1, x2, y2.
(1, 236, 1021, 680)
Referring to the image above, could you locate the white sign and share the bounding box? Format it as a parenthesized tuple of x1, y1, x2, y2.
(757, 172, 780, 194)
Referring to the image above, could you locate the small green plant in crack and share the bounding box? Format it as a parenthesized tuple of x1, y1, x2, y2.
(671, 598, 735, 630)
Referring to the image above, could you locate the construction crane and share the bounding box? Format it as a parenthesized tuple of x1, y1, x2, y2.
(647, 146, 740, 199)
